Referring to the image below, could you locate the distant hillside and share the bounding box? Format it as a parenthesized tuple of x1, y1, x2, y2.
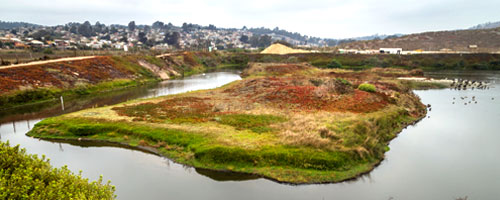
(0, 21, 40, 30)
(469, 21, 500, 30)
(337, 28, 500, 51)
(349, 33, 404, 41)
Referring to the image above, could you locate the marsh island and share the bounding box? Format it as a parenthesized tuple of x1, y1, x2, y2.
(28, 62, 443, 183)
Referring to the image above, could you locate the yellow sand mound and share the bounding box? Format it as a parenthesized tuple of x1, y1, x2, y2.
(260, 43, 310, 55)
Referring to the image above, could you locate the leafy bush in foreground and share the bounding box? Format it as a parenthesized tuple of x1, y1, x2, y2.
(358, 83, 376, 92)
(0, 141, 115, 199)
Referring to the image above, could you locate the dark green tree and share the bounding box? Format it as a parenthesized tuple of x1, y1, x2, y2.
(31, 30, 53, 41)
(182, 23, 189, 32)
(69, 25, 77, 34)
(143, 25, 151, 33)
(94, 21, 105, 33)
(128, 21, 136, 31)
(259, 35, 272, 47)
(249, 35, 259, 47)
(138, 32, 147, 44)
(110, 26, 118, 34)
(152, 21, 164, 29)
(163, 31, 181, 47)
(78, 21, 93, 37)
(239, 35, 249, 43)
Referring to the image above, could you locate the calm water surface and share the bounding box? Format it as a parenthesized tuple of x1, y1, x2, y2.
(1, 70, 499, 200)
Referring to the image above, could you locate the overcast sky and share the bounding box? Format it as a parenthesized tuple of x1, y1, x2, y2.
(1, 0, 499, 38)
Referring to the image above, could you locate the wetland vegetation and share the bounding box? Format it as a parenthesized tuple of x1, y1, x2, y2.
(28, 62, 446, 183)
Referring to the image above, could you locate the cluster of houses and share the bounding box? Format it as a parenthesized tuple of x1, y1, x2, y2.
(0, 23, 328, 52)
(0, 27, 128, 51)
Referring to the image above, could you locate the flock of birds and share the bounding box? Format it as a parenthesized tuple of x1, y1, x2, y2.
(451, 95, 492, 105)
(450, 79, 492, 90)
(425, 79, 496, 119)
(448, 79, 495, 105)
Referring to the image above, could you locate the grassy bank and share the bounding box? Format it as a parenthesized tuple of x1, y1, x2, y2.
(0, 78, 157, 109)
(29, 63, 430, 183)
(230, 53, 500, 70)
(0, 141, 115, 199)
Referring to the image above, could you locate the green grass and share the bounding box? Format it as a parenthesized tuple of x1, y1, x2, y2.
(216, 114, 286, 133)
(29, 118, 208, 148)
(27, 116, 380, 183)
(358, 83, 376, 92)
(0, 141, 115, 199)
(400, 80, 449, 90)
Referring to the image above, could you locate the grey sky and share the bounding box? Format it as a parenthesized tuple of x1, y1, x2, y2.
(1, 0, 499, 38)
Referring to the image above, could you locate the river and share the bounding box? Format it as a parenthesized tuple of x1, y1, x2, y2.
(1, 70, 499, 200)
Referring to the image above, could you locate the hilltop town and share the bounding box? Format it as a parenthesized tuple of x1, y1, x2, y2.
(0, 21, 334, 53)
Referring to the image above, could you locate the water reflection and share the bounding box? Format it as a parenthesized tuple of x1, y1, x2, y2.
(195, 168, 260, 182)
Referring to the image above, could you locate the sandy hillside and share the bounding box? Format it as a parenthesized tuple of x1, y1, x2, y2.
(260, 43, 311, 55)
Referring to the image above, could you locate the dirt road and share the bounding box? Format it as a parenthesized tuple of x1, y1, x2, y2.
(0, 56, 97, 69)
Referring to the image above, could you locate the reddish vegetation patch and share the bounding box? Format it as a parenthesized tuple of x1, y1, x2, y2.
(113, 97, 215, 123)
(225, 76, 389, 113)
(331, 90, 389, 113)
(265, 85, 320, 110)
(0, 56, 136, 94)
(264, 64, 305, 75)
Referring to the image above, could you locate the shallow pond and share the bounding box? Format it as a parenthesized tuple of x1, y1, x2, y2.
(1, 70, 499, 200)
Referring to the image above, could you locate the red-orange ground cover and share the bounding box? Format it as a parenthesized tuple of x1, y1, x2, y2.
(0, 56, 138, 94)
(113, 97, 216, 123)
